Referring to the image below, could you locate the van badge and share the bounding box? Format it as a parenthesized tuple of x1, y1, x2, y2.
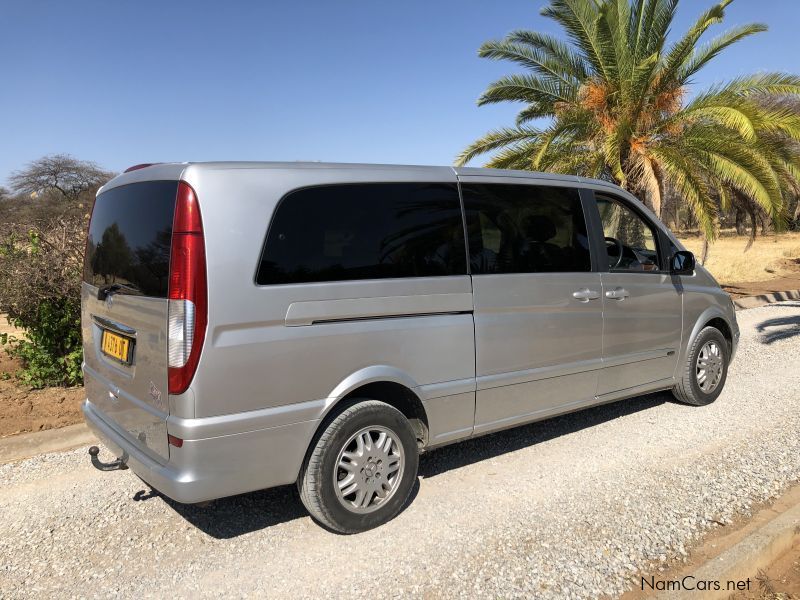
(149, 381, 163, 406)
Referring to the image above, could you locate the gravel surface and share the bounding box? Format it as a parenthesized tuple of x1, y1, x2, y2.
(2, 302, 800, 599)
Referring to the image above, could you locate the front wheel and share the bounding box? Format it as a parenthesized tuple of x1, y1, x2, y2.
(672, 326, 730, 406)
(298, 400, 419, 533)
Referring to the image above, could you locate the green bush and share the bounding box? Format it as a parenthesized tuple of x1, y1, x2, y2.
(0, 219, 87, 388)
(1, 299, 83, 387)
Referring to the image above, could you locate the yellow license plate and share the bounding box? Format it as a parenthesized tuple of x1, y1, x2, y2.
(101, 331, 131, 363)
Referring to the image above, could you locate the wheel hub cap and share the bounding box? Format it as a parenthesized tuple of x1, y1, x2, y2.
(696, 340, 724, 393)
(334, 426, 404, 514)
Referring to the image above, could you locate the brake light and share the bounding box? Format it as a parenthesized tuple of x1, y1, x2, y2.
(124, 163, 160, 173)
(167, 182, 207, 395)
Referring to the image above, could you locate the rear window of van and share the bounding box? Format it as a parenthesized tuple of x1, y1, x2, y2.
(84, 181, 178, 297)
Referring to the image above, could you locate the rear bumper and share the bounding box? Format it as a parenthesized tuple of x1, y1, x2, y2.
(82, 399, 318, 503)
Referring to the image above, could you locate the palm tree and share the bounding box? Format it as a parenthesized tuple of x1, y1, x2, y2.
(456, 0, 800, 241)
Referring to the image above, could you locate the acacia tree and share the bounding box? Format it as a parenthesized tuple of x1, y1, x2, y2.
(9, 154, 113, 202)
(457, 0, 800, 242)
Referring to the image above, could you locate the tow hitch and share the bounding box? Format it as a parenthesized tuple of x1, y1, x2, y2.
(88, 445, 129, 471)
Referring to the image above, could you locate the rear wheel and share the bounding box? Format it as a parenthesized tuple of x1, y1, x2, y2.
(298, 400, 419, 533)
(672, 326, 729, 406)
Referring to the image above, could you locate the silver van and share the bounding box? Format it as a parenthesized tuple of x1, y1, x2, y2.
(82, 162, 738, 533)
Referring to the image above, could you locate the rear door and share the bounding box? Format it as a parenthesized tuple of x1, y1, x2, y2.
(589, 191, 682, 395)
(82, 180, 178, 461)
(460, 178, 604, 434)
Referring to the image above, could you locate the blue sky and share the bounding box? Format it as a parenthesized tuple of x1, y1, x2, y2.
(2, 0, 799, 185)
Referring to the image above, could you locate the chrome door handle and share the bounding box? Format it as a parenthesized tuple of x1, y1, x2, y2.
(572, 288, 600, 302)
(605, 288, 630, 300)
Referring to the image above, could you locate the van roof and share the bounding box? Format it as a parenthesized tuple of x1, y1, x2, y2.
(101, 160, 620, 194)
(97, 160, 678, 246)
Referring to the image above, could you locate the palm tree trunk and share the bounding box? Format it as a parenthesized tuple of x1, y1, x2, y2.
(652, 163, 665, 222)
(700, 238, 710, 265)
(759, 212, 771, 236)
(744, 207, 758, 252)
(735, 208, 746, 235)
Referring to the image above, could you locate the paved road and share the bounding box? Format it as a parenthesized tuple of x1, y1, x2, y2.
(2, 303, 800, 599)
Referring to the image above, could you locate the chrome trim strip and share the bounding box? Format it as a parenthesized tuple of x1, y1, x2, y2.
(477, 358, 604, 391)
(284, 293, 474, 327)
(600, 348, 675, 368)
(419, 378, 476, 399)
(476, 349, 675, 392)
(91, 314, 137, 337)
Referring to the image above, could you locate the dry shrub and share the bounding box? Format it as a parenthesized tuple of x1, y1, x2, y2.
(0, 215, 87, 387)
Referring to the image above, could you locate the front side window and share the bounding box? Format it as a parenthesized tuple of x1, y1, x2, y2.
(256, 183, 467, 285)
(461, 183, 591, 274)
(596, 194, 660, 271)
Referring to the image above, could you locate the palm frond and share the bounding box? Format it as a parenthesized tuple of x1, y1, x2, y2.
(631, 0, 678, 60)
(649, 145, 717, 238)
(708, 73, 800, 98)
(680, 23, 768, 81)
(455, 127, 541, 167)
(479, 40, 582, 86)
(478, 74, 577, 106)
(507, 30, 591, 80)
(541, 0, 610, 79)
(515, 104, 558, 126)
(661, 0, 729, 76)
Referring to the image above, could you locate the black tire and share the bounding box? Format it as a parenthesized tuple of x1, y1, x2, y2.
(298, 400, 419, 534)
(672, 326, 729, 406)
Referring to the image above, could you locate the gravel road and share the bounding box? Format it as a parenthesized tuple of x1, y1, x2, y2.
(2, 302, 800, 599)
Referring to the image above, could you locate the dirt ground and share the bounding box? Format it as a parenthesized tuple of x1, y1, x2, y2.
(678, 230, 800, 287)
(723, 272, 800, 300)
(623, 484, 800, 600)
(0, 351, 84, 438)
(737, 542, 800, 599)
(675, 230, 800, 299)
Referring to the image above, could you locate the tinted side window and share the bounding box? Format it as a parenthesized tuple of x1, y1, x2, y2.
(596, 194, 660, 271)
(256, 183, 467, 285)
(84, 181, 178, 298)
(462, 184, 591, 274)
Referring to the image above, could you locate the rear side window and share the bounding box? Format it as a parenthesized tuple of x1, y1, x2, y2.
(84, 181, 178, 297)
(462, 183, 591, 274)
(256, 183, 467, 285)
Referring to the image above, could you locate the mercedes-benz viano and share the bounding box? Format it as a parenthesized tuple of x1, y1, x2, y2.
(82, 162, 739, 533)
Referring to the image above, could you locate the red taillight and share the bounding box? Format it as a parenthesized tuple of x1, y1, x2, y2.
(167, 181, 207, 395)
(167, 434, 184, 448)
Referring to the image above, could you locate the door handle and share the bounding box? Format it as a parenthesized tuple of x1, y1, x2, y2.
(605, 288, 630, 300)
(572, 288, 600, 302)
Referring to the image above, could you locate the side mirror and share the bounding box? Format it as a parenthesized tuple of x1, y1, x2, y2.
(670, 250, 695, 275)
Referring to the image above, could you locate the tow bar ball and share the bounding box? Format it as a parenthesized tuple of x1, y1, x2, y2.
(88, 445, 129, 471)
